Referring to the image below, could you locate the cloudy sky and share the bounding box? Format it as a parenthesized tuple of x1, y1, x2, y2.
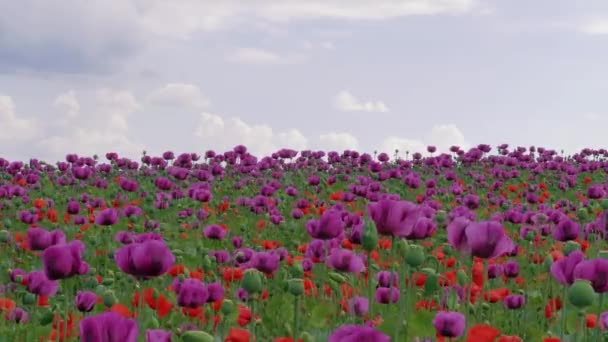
(1, 0, 608, 162)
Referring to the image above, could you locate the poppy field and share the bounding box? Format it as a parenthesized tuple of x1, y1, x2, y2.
(3, 144, 608, 342)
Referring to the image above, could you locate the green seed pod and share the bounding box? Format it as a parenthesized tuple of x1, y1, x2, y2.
(101, 278, 114, 286)
(101, 290, 118, 307)
(39, 309, 55, 326)
(424, 272, 440, 295)
(0, 230, 10, 242)
(361, 222, 379, 252)
(287, 278, 304, 296)
(242, 269, 263, 294)
(181, 330, 215, 342)
(405, 245, 425, 268)
(23, 293, 36, 305)
(568, 280, 596, 309)
(434, 210, 446, 224)
(456, 269, 468, 286)
(601, 199, 608, 210)
(328, 272, 347, 284)
(577, 208, 588, 221)
(221, 299, 235, 315)
(300, 332, 315, 342)
(563, 241, 581, 256)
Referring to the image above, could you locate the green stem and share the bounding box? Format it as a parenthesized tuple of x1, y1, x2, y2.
(561, 287, 568, 339)
(367, 252, 374, 320)
(251, 296, 257, 341)
(293, 296, 299, 341)
(596, 294, 604, 341)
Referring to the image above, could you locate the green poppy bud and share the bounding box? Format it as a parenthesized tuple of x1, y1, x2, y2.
(221, 299, 235, 315)
(300, 332, 315, 342)
(456, 269, 468, 286)
(102, 290, 118, 307)
(568, 280, 596, 309)
(601, 199, 608, 210)
(0, 230, 10, 243)
(424, 272, 439, 295)
(287, 278, 304, 296)
(563, 241, 581, 256)
(434, 211, 446, 224)
(39, 309, 55, 326)
(23, 293, 36, 305)
(405, 245, 425, 268)
(101, 278, 114, 286)
(328, 272, 347, 284)
(361, 222, 379, 252)
(181, 330, 215, 342)
(242, 269, 263, 294)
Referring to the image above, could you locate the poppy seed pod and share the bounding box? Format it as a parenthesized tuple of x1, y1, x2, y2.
(361, 223, 378, 252)
(568, 280, 596, 309)
(287, 278, 304, 296)
(181, 330, 215, 342)
(405, 245, 425, 268)
(242, 269, 263, 294)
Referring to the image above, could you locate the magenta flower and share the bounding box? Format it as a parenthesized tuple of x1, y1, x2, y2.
(573, 258, 608, 293)
(550, 250, 584, 286)
(26, 271, 58, 297)
(433, 311, 466, 338)
(95, 208, 119, 226)
(306, 210, 345, 240)
(328, 324, 390, 342)
(79, 312, 138, 342)
(114, 240, 175, 279)
(203, 225, 226, 240)
(447, 218, 514, 259)
(327, 249, 365, 273)
(27, 227, 66, 251)
(42, 240, 89, 280)
(76, 291, 97, 312)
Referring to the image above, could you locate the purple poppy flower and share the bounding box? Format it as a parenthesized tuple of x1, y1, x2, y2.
(550, 250, 585, 286)
(114, 240, 175, 279)
(447, 218, 514, 259)
(76, 291, 97, 312)
(573, 258, 608, 293)
(203, 225, 226, 240)
(146, 329, 171, 342)
(95, 208, 119, 226)
(27, 227, 66, 251)
(176, 279, 209, 308)
(433, 311, 466, 338)
(375, 287, 399, 304)
(26, 271, 58, 297)
(503, 295, 525, 309)
(328, 324, 390, 342)
(249, 251, 280, 275)
(553, 218, 580, 242)
(327, 249, 365, 273)
(306, 210, 345, 240)
(42, 240, 89, 280)
(347, 297, 369, 317)
(6, 308, 29, 324)
(79, 312, 138, 342)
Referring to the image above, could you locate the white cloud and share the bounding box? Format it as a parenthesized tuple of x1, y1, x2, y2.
(0, 95, 40, 141)
(584, 112, 602, 121)
(318, 132, 359, 151)
(378, 124, 468, 157)
(333, 90, 389, 112)
(38, 89, 144, 161)
(53, 90, 80, 118)
(228, 48, 305, 64)
(579, 19, 608, 35)
(194, 112, 309, 156)
(147, 83, 210, 109)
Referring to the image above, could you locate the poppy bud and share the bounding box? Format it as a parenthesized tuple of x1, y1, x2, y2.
(456, 269, 468, 286)
(601, 199, 608, 210)
(101, 278, 114, 286)
(0, 230, 9, 242)
(102, 290, 118, 307)
(221, 299, 234, 315)
(328, 272, 347, 284)
(568, 280, 596, 309)
(300, 332, 315, 342)
(23, 293, 36, 305)
(38, 309, 54, 326)
(405, 245, 425, 268)
(434, 211, 446, 224)
(287, 278, 304, 296)
(424, 272, 439, 295)
(577, 208, 588, 220)
(181, 330, 215, 342)
(242, 269, 263, 294)
(543, 255, 554, 272)
(564, 241, 581, 256)
(361, 222, 378, 252)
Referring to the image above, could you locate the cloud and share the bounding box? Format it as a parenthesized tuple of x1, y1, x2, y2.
(579, 19, 608, 35)
(0, 95, 40, 142)
(227, 48, 305, 65)
(53, 90, 80, 118)
(147, 83, 210, 109)
(584, 112, 602, 121)
(0, 1, 145, 73)
(333, 90, 389, 112)
(38, 89, 144, 161)
(318, 132, 359, 151)
(194, 112, 308, 156)
(378, 124, 468, 157)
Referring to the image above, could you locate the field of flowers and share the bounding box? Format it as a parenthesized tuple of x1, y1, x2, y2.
(2, 144, 608, 341)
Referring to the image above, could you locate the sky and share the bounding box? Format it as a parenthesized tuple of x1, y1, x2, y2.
(1, 0, 608, 163)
